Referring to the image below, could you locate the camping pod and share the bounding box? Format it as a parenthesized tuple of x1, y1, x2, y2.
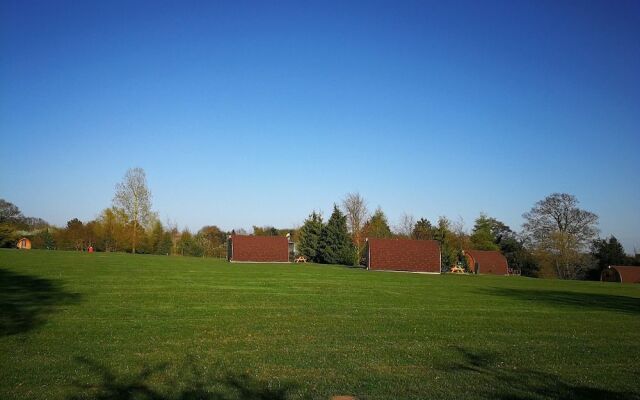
(464, 250, 509, 275)
(227, 234, 289, 262)
(366, 238, 441, 273)
(16, 237, 31, 250)
(601, 265, 640, 284)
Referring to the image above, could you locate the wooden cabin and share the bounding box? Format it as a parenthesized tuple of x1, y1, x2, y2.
(17, 237, 31, 249)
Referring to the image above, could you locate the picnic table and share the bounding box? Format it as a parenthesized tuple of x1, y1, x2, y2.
(294, 256, 307, 263)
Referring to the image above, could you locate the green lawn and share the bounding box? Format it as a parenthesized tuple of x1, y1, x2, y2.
(1, 249, 639, 399)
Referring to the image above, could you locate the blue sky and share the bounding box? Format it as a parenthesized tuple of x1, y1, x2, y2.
(1, 1, 639, 251)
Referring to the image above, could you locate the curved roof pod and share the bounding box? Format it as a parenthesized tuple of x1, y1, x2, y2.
(366, 238, 441, 273)
(601, 266, 640, 283)
(17, 237, 31, 250)
(228, 235, 289, 263)
(465, 250, 509, 275)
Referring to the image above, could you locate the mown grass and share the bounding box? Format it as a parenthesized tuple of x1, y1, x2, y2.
(0, 249, 639, 399)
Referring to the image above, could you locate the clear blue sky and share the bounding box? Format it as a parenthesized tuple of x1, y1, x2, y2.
(1, 1, 639, 251)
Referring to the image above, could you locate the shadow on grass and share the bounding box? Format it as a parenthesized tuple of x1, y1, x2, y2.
(0, 268, 82, 336)
(441, 347, 638, 400)
(480, 287, 640, 315)
(68, 356, 296, 400)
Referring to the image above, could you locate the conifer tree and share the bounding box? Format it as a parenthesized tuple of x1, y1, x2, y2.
(363, 208, 393, 239)
(297, 211, 324, 262)
(318, 205, 353, 265)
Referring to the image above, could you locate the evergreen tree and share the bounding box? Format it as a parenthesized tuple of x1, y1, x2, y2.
(363, 208, 393, 239)
(318, 205, 353, 265)
(297, 211, 323, 262)
(149, 220, 166, 255)
(412, 218, 434, 240)
(590, 236, 628, 280)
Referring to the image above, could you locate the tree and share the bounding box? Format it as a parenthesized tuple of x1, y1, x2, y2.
(148, 220, 167, 255)
(297, 211, 324, 262)
(590, 236, 628, 280)
(412, 218, 434, 240)
(65, 218, 85, 251)
(342, 193, 369, 261)
(432, 216, 469, 271)
(318, 205, 353, 265)
(198, 225, 227, 257)
(0, 199, 23, 224)
(395, 212, 415, 238)
(523, 193, 599, 279)
(0, 224, 17, 248)
(363, 208, 393, 239)
(113, 168, 152, 254)
(32, 228, 55, 250)
(253, 226, 279, 236)
(470, 213, 500, 251)
(0, 199, 23, 247)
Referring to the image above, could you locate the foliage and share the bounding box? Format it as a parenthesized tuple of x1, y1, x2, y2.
(297, 211, 324, 262)
(434, 216, 469, 271)
(0, 199, 50, 248)
(342, 192, 369, 259)
(394, 212, 416, 238)
(589, 236, 631, 280)
(363, 208, 393, 239)
(470, 213, 500, 251)
(412, 218, 434, 240)
(112, 167, 153, 254)
(252, 226, 280, 236)
(318, 205, 353, 265)
(0, 224, 18, 248)
(30, 228, 56, 250)
(523, 193, 599, 279)
(0, 199, 23, 224)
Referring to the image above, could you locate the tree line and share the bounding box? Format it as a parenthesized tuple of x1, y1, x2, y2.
(1, 168, 638, 279)
(296, 192, 638, 280)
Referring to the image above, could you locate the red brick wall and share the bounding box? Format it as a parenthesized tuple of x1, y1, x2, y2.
(367, 238, 441, 273)
(231, 235, 289, 262)
(465, 250, 508, 275)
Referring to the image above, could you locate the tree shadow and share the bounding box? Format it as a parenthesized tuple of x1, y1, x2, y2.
(0, 268, 82, 336)
(479, 287, 640, 315)
(68, 356, 296, 400)
(440, 346, 639, 400)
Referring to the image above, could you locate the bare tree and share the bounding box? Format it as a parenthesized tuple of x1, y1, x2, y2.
(394, 212, 416, 238)
(342, 192, 369, 260)
(523, 193, 598, 279)
(113, 168, 152, 254)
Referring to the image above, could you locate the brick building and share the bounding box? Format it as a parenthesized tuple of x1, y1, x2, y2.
(366, 238, 441, 273)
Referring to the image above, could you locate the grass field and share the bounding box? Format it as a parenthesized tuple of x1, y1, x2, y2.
(1, 249, 639, 399)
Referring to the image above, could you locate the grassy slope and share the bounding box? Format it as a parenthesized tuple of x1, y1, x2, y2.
(0, 249, 639, 400)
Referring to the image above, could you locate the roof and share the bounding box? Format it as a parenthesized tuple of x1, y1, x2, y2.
(367, 238, 441, 273)
(608, 266, 640, 283)
(465, 250, 509, 275)
(230, 235, 289, 262)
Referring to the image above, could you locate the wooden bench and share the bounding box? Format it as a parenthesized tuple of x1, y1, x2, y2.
(294, 256, 307, 263)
